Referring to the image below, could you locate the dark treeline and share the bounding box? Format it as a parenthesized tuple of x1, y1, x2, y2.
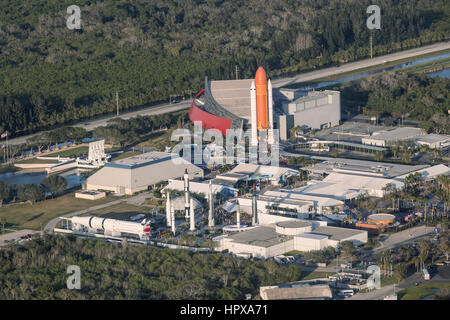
(0, 0, 448, 136)
(0, 235, 301, 299)
(342, 72, 450, 134)
(92, 111, 189, 146)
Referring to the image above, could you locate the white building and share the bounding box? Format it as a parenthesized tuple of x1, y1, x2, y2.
(415, 134, 450, 149)
(217, 163, 298, 186)
(86, 151, 203, 195)
(362, 127, 425, 147)
(260, 282, 333, 300)
(245, 190, 345, 215)
(215, 215, 367, 259)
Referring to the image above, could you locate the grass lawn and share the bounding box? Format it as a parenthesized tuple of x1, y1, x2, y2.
(381, 275, 401, 287)
(300, 271, 330, 280)
(0, 165, 20, 174)
(398, 282, 450, 300)
(136, 128, 177, 151)
(0, 192, 120, 230)
(81, 203, 151, 220)
(16, 158, 60, 164)
(46, 146, 89, 158)
(401, 56, 450, 74)
(284, 250, 302, 256)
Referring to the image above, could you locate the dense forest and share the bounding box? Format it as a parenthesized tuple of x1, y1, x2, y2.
(0, 235, 301, 299)
(341, 72, 450, 134)
(0, 0, 448, 136)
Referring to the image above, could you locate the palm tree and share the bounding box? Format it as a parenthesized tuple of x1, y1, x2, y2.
(0, 217, 6, 233)
(438, 237, 449, 262)
(412, 256, 420, 273)
(437, 175, 449, 217)
(418, 240, 430, 271)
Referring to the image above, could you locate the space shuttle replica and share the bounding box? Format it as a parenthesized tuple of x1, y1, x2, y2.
(70, 216, 152, 241)
(250, 67, 274, 148)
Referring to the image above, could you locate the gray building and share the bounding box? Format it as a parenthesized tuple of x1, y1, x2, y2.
(86, 151, 203, 195)
(277, 90, 341, 140)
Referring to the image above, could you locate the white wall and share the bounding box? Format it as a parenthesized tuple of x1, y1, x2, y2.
(294, 236, 328, 251)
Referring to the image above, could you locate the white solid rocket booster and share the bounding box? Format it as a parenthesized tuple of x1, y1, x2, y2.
(250, 80, 258, 147)
(166, 190, 171, 227)
(268, 79, 274, 145)
(208, 181, 215, 229)
(184, 169, 190, 220)
(236, 195, 240, 230)
(190, 197, 195, 232)
(171, 202, 176, 235)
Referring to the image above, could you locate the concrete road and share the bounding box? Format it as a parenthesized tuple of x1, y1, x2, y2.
(272, 41, 450, 88)
(0, 229, 41, 247)
(346, 284, 398, 300)
(76, 102, 190, 132)
(3, 102, 190, 146)
(373, 226, 435, 253)
(348, 265, 450, 300)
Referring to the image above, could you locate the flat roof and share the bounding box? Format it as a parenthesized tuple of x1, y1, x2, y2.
(303, 158, 427, 178)
(211, 178, 238, 186)
(260, 284, 332, 300)
(106, 151, 173, 169)
(209, 79, 253, 121)
(276, 220, 312, 228)
(227, 226, 292, 248)
(415, 134, 450, 143)
(311, 226, 366, 241)
(256, 194, 312, 207)
(367, 213, 396, 221)
(291, 92, 327, 104)
(364, 127, 424, 142)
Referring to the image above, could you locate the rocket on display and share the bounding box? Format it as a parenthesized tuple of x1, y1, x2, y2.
(255, 67, 268, 131)
(251, 67, 274, 147)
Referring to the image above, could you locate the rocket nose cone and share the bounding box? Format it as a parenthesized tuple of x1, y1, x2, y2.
(255, 67, 266, 84)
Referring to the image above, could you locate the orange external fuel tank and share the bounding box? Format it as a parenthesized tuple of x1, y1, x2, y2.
(255, 67, 268, 131)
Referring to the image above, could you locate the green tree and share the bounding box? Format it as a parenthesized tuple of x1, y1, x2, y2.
(18, 184, 45, 205)
(331, 148, 340, 157)
(339, 241, 356, 259)
(374, 151, 384, 161)
(394, 264, 407, 284)
(0, 181, 9, 207)
(0, 217, 6, 234)
(438, 236, 449, 262)
(41, 175, 67, 198)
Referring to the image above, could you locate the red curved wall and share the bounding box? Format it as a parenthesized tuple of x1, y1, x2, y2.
(188, 89, 233, 136)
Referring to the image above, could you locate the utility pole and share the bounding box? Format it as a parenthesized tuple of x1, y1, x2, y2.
(235, 65, 239, 80)
(116, 91, 119, 116)
(370, 31, 373, 59)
